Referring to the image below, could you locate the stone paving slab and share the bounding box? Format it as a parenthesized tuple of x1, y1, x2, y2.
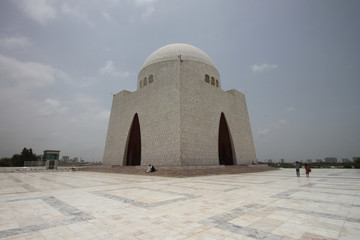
(0, 169, 359, 239)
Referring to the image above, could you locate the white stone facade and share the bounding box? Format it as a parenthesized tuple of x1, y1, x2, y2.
(103, 43, 256, 166)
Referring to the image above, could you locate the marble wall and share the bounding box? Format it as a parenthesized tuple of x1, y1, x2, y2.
(103, 58, 256, 166)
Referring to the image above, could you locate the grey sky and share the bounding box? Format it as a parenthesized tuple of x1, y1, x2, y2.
(0, 0, 359, 162)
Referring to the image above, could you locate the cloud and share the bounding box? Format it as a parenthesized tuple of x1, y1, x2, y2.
(143, 5, 155, 17)
(0, 54, 71, 89)
(102, 11, 113, 22)
(73, 93, 109, 118)
(78, 76, 98, 88)
(16, 0, 56, 24)
(95, 110, 111, 121)
(257, 128, 269, 136)
(61, 3, 94, 27)
(134, 0, 157, 6)
(51, 131, 62, 137)
(286, 106, 296, 112)
(134, 0, 157, 17)
(69, 94, 110, 133)
(257, 128, 269, 141)
(38, 98, 68, 117)
(273, 119, 288, 129)
(74, 93, 98, 106)
(251, 63, 278, 73)
(0, 36, 31, 48)
(16, 1, 96, 26)
(100, 61, 130, 78)
(0, 89, 109, 160)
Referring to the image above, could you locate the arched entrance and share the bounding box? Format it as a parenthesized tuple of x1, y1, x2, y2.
(125, 113, 141, 166)
(218, 113, 234, 165)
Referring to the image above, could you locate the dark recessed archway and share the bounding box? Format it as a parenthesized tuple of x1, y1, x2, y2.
(218, 112, 234, 165)
(125, 113, 141, 166)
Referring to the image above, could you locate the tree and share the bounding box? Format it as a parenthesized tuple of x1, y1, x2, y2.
(11, 154, 23, 167)
(354, 158, 360, 169)
(343, 162, 353, 169)
(0, 148, 38, 167)
(0, 158, 12, 167)
(21, 148, 37, 162)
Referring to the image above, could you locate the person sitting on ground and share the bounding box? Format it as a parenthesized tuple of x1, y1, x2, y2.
(146, 164, 152, 173)
(151, 165, 156, 172)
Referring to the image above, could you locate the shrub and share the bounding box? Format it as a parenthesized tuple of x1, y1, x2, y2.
(343, 162, 353, 168)
(354, 158, 360, 169)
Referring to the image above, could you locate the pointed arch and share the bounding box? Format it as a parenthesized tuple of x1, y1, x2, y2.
(125, 113, 141, 166)
(218, 112, 234, 165)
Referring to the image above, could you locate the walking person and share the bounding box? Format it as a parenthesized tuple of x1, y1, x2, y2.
(295, 161, 300, 177)
(304, 163, 311, 178)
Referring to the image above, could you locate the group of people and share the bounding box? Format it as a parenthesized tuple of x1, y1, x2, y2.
(295, 161, 311, 177)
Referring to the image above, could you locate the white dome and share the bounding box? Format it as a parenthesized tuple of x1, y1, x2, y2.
(141, 43, 217, 70)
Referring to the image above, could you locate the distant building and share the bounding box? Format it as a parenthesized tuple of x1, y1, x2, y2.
(62, 156, 70, 162)
(324, 157, 337, 163)
(307, 159, 312, 163)
(280, 159, 284, 164)
(316, 159, 322, 163)
(42, 150, 60, 160)
(342, 158, 351, 163)
(43, 150, 60, 170)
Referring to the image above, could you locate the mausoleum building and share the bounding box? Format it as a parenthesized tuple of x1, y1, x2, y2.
(103, 43, 256, 166)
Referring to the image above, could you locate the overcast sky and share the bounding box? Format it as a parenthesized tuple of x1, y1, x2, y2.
(0, 0, 359, 162)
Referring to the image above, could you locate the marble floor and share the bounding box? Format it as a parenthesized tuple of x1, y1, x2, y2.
(0, 168, 359, 240)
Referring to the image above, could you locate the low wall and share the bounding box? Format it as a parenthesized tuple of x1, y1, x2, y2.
(0, 167, 85, 173)
(134, 165, 226, 170)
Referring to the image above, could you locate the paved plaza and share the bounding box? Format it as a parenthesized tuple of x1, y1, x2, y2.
(0, 168, 360, 240)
